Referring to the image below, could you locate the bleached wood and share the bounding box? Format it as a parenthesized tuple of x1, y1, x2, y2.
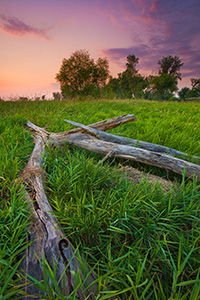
(65, 120, 200, 162)
(62, 121, 200, 182)
(21, 115, 136, 299)
(19, 134, 96, 299)
(20, 114, 200, 298)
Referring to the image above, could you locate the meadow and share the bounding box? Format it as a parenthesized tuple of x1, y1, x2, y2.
(0, 99, 200, 299)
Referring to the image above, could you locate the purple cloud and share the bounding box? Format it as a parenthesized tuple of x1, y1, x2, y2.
(0, 15, 49, 40)
(103, 0, 200, 82)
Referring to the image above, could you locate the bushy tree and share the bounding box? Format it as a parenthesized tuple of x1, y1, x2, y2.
(188, 78, 200, 98)
(108, 78, 122, 98)
(178, 87, 190, 100)
(158, 55, 184, 80)
(179, 78, 200, 100)
(109, 55, 147, 98)
(190, 78, 200, 89)
(55, 50, 109, 98)
(53, 92, 62, 100)
(149, 55, 184, 100)
(150, 73, 177, 100)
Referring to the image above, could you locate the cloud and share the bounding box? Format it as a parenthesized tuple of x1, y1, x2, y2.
(103, 0, 200, 81)
(0, 15, 50, 40)
(50, 82, 60, 89)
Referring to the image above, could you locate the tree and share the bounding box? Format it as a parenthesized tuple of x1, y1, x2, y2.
(150, 73, 178, 100)
(125, 55, 139, 76)
(178, 87, 190, 100)
(187, 78, 200, 98)
(55, 50, 109, 98)
(190, 78, 200, 89)
(116, 55, 147, 98)
(53, 92, 61, 100)
(158, 55, 184, 80)
(108, 77, 122, 98)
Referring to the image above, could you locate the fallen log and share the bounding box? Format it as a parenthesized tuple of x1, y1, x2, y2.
(19, 114, 200, 298)
(26, 114, 137, 146)
(19, 115, 136, 299)
(19, 134, 97, 299)
(64, 120, 200, 163)
(61, 121, 200, 182)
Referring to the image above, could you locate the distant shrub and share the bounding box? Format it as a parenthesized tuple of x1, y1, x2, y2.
(19, 96, 29, 101)
(168, 96, 178, 101)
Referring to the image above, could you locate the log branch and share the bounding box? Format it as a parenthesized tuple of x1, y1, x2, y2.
(65, 120, 200, 162)
(20, 114, 200, 298)
(19, 135, 97, 299)
(62, 121, 200, 182)
(20, 115, 137, 298)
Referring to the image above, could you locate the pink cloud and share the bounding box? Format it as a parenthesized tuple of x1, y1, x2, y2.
(0, 15, 50, 40)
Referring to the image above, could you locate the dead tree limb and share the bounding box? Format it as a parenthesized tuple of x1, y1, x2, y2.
(65, 120, 200, 163)
(26, 114, 137, 146)
(61, 121, 200, 182)
(19, 133, 97, 299)
(19, 114, 200, 298)
(20, 115, 136, 299)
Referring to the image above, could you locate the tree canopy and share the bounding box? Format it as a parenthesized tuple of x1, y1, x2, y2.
(109, 55, 147, 99)
(55, 51, 195, 101)
(55, 50, 109, 98)
(158, 55, 184, 80)
(150, 73, 178, 99)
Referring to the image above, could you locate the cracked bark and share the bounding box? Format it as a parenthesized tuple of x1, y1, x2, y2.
(19, 136, 96, 299)
(19, 114, 200, 299)
(19, 115, 137, 299)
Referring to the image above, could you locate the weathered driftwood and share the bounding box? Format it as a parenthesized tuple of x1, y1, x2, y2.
(20, 115, 137, 299)
(20, 114, 200, 298)
(61, 121, 200, 182)
(64, 120, 200, 163)
(19, 134, 97, 299)
(26, 114, 137, 146)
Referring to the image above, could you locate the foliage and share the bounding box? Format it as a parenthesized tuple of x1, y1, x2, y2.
(0, 99, 200, 298)
(54, 50, 199, 101)
(53, 92, 62, 100)
(178, 78, 200, 101)
(188, 78, 200, 98)
(191, 78, 200, 89)
(55, 50, 109, 98)
(44, 146, 200, 299)
(0, 181, 31, 299)
(158, 55, 184, 80)
(178, 87, 190, 100)
(150, 73, 178, 100)
(109, 55, 147, 99)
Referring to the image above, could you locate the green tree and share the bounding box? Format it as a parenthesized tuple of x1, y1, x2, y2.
(187, 78, 200, 98)
(108, 77, 122, 98)
(178, 87, 190, 100)
(116, 55, 147, 98)
(190, 78, 200, 89)
(150, 73, 177, 100)
(55, 50, 109, 98)
(158, 55, 184, 80)
(149, 55, 184, 100)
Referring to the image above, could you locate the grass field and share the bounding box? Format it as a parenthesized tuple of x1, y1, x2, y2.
(0, 99, 200, 299)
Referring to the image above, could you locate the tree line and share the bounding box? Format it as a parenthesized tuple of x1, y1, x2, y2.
(55, 50, 200, 101)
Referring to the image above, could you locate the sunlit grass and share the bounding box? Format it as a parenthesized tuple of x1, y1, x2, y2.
(0, 99, 200, 298)
(43, 146, 200, 299)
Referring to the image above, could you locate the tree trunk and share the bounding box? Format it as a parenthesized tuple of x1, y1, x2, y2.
(64, 120, 199, 162)
(19, 114, 200, 298)
(19, 115, 137, 299)
(19, 134, 97, 299)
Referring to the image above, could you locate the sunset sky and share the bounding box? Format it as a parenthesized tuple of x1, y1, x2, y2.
(0, 0, 200, 99)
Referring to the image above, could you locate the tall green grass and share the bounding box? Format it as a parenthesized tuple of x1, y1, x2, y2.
(43, 146, 200, 299)
(0, 99, 200, 298)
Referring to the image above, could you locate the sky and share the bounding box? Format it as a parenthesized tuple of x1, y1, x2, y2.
(0, 0, 200, 99)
